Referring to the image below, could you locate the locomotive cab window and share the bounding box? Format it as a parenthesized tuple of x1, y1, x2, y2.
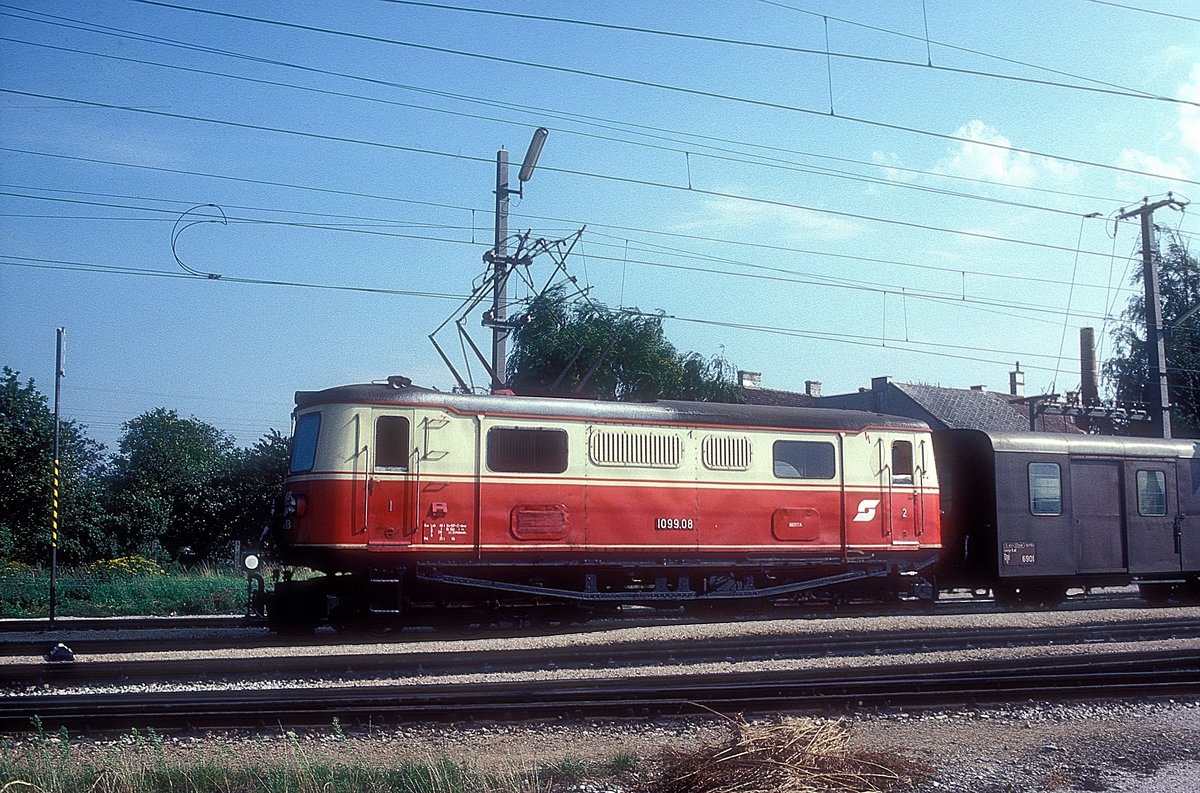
(375, 416, 410, 469)
(1136, 470, 1167, 517)
(1028, 462, 1062, 516)
(772, 440, 835, 480)
(289, 412, 321, 474)
(891, 440, 914, 485)
(487, 427, 569, 474)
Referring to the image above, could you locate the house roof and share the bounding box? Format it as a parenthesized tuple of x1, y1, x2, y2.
(891, 382, 1033, 432)
(739, 386, 817, 408)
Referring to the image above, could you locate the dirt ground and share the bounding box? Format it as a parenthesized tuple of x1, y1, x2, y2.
(31, 698, 1199, 792)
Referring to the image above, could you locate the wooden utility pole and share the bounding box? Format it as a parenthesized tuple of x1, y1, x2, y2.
(1117, 197, 1186, 439)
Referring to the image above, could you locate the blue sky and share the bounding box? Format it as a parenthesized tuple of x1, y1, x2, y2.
(2, 0, 1198, 450)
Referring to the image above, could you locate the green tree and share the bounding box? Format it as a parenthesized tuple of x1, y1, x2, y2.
(506, 287, 741, 402)
(215, 429, 291, 548)
(1103, 230, 1200, 437)
(105, 408, 237, 561)
(0, 367, 110, 565)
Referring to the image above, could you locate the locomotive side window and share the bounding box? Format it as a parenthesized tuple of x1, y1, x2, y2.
(487, 427, 569, 474)
(1028, 462, 1062, 515)
(1136, 470, 1167, 516)
(891, 440, 914, 484)
(772, 440, 835, 480)
(375, 416, 410, 469)
(289, 412, 321, 474)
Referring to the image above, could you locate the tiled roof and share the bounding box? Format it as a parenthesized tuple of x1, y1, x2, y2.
(739, 387, 817, 408)
(892, 382, 1044, 432)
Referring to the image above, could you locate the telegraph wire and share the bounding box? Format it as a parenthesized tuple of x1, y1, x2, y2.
(757, 0, 1175, 97)
(127, 1, 1200, 187)
(0, 88, 1154, 260)
(1084, 0, 1200, 24)
(0, 24, 1143, 212)
(0, 254, 1117, 375)
(1, 147, 1133, 292)
(8, 1, 1185, 206)
(380, 0, 1195, 107)
(0, 189, 1136, 324)
(0, 33, 1090, 220)
(4, 144, 1160, 284)
(0, 255, 471, 301)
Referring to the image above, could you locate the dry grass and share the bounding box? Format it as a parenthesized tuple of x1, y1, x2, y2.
(642, 715, 931, 793)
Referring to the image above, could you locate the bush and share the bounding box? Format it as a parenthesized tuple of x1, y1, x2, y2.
(0, 562, 245, 618)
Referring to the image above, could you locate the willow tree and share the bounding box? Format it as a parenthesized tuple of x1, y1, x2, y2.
(506, 288, 740, 403)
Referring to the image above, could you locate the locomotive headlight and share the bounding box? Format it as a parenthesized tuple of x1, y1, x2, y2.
(282, 492, 308, 519)
(242, 553, 261, 572)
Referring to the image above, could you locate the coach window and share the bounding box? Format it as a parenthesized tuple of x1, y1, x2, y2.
(289, 412, 321, 474)
(487, 427, 569, 474)
(1028, 462, 1062, 516)
(1136, 470, 1168, 517)
(891, 440, 914, 485)
(772, 440, 835, 479)
(375, 416, 410, 470)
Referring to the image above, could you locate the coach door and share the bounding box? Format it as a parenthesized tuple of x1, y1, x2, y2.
(1069, 460, 1127, 574)
(1124, 461, 1180, 574)
(886, 437, 920, 545)
(366, 411, 418, 548)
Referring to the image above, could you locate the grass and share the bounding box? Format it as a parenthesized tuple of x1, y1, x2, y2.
(0, 716, 935, 793)
(0, 720, 640, 793)
(0, 558, 247, 618)
(644, 715, 932, 793)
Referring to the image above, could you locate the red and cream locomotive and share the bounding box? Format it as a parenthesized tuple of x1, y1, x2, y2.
(263, 375, 943, 628)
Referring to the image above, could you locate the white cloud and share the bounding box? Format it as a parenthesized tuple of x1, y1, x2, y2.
(676, 194, 861, 241)
(1177, 62, 1200, 157)
(931, 120, 1039, 187)
(1115, 148, 1192, 184)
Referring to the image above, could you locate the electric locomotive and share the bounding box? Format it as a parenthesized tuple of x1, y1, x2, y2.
(263, 376, 942, 628)
(257, 376, 1200, 628)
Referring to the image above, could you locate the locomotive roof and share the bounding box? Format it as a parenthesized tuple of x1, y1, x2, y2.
(294, 379, 931, 433)
(940, 428, 1198, 459)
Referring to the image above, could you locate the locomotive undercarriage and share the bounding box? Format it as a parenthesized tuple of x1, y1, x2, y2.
(263, 552, 939, 632)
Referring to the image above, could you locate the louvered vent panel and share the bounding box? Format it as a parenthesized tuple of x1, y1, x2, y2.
(701, 435, 752, 471)
(589, 430, 682, 468)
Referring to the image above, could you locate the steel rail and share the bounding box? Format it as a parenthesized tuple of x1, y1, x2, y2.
(4, 618, 1199, 689)
(2, 649, 1196, 733)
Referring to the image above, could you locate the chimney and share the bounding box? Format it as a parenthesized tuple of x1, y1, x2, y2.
(970, 384, 987, 392)
(1080, 328, 1098, 406)
(1009, 362, 1025, 397)
(738, 370, 762, 390)
(805, 380, 822, 398)
(871, 376, 891, 393)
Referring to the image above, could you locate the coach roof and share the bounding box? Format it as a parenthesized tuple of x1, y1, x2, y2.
(294, 379, 931, 433)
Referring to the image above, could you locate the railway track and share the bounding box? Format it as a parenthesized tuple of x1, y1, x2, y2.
(3, 649, 1196, 733)
(3, 615, 1199, 689)
(0, 587, 1156, 658)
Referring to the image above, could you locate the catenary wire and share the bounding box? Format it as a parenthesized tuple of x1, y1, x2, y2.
(0, 88, 1155, 260)
(127, 0, 1200, 187)
(1, 146, 1149, 294)
(6, 1, 1179, 216)
(379, 0, 1195, 107)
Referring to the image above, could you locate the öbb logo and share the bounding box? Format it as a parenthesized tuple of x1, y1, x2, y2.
(852, 499, 881, 522)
